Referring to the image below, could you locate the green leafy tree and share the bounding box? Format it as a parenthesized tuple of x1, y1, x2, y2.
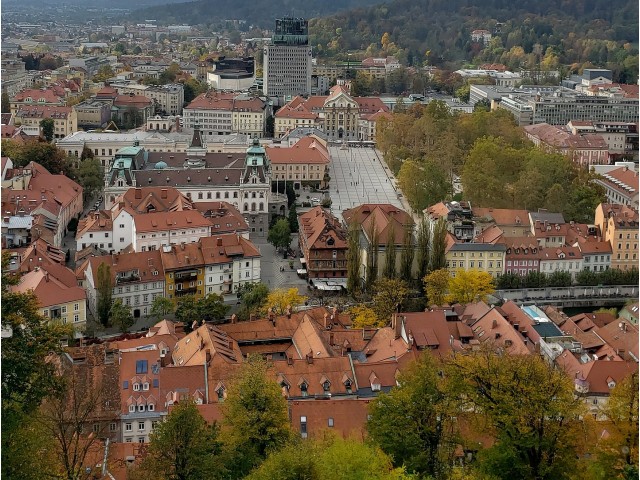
(398, 159, 451, 212)
(448, 349, 584, 480)
(221, 355, 292, 478)
(497, 272, 524, 289)
(399, 225, 415, 283)
(372, 277, 409, 325)
(347, 223, 363, 295)
(2, 139, 74, 176)
(1, 253, 71, 478)
(39, 118, 55, 142)
(196, 293, 230, 323)
(175, 295, 201, 328)
(430, 218, 448, 271)
(287, 203, 299, 233)
(149, 296, 175, 321)
(383, 223, 397, 279)
(424, 268, 450, 306)
(248, 435, 409, 480)
(366, 215, 380, 290)
(135, 400, 222, 480)
(576, 269, 599, 286)
(547, 270, 572, 287)
(368, 354, 456, 477)
(524, 270, 547, 288)
(110, 299, 134, 332)
(96, 262, 113, 327)
(267, 218, 292, 252)
(416, 219, 431, 287)
(77, 157, 104, 200)
(1, 92, 10, 113)
(237, 282, 270, 320)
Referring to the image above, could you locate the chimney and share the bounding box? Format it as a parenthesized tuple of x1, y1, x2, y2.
(286, 354, 293, 366)
(161, 189, 168, 199)
(135, 188, 142, 199)
(306, 350, 313, 364)
(491, 319, 498, 329)
(329, 332, 334, 346)
(217, 237, 222, 246)
(323, 312, 329, 329)
(160, 355, 167, 367)
(205, 349, 211, 363)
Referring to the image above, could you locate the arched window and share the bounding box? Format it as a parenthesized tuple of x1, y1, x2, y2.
(259, 202, 264, 211)
(244, 203, 248, 212)
(251, 203, 256, 212)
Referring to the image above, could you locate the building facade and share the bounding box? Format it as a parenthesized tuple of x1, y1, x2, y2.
(263, 18, 312, 98)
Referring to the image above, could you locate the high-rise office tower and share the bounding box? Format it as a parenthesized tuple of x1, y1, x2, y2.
(263, 17, 312, 98)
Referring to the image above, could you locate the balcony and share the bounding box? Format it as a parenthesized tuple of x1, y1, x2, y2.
(116, 273, 141, 285)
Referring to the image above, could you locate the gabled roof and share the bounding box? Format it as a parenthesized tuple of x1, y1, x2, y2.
(266, 136, 330, 164)
(11, 267, 86, 307)
(343, 204, 413, 246)
(299, 207, 347, 251)
(172, 324, 242, 367)
(85, 250, 164, 285)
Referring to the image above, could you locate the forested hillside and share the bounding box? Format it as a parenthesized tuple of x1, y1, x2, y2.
(130, 0, 387, 29)
(310, 0, 638, 82)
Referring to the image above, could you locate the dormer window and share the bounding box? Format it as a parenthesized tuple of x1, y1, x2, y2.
(344, 379, 352, 394)
(322, 380, 331, 393)
(217, 386, 225, 403)
(143, 382, 149, 391)
(138, 404, 145, 412)
(148, 403, 155, 411)
(129, 405, 136, 413)
(300, 381, 308, 397)
(133, 383, 140, 391)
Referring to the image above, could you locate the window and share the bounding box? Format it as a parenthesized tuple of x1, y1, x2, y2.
(138, 437, 145, 443)
(136, 360, 148, 374)
(148, 403, 155, 411)
(138, 422, 145, 431)
(328, 418, 334, 427)
(125, 423, 132, 432)
(129, 405, 135, 413)
(74, 303, 79, 311)
(133, 383, 140, 391)
(110, 423, 117, 432)
(93, 423, 100, 433)
(300, 416, 308, 439)
(143, 382, 149, 391)
(138, 404, 145, 412)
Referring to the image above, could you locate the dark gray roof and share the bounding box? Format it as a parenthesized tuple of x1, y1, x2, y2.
(134, 169, 242, 188)
(529, 210, 565, 225)
(144, 151, 245, 170)
(531, 322, 564, 338)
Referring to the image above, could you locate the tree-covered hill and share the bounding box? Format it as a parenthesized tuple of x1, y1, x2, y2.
(310, 0, 638, 81)
(129, 0, 388, 29)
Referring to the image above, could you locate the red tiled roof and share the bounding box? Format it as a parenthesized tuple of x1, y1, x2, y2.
(266, 136, 330, 165)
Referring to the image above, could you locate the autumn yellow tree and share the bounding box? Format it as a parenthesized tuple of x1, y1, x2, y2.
(447, 349, 584, 480)
(423, 269, 450, 306)
(264, 288, 307, 315)
(372, 278, 409, 325)
(349, 305, 381, 329)
(447, 269, 495, 304)
(587, 372, 639, 480)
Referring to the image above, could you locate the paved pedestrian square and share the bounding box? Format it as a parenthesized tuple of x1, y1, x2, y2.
(327, 146, 406, 221)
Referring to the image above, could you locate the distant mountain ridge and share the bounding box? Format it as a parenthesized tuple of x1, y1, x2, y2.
(128, 0, 387, 27)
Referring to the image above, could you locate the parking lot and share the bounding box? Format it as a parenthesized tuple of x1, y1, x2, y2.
(327, 146, 406, 221)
